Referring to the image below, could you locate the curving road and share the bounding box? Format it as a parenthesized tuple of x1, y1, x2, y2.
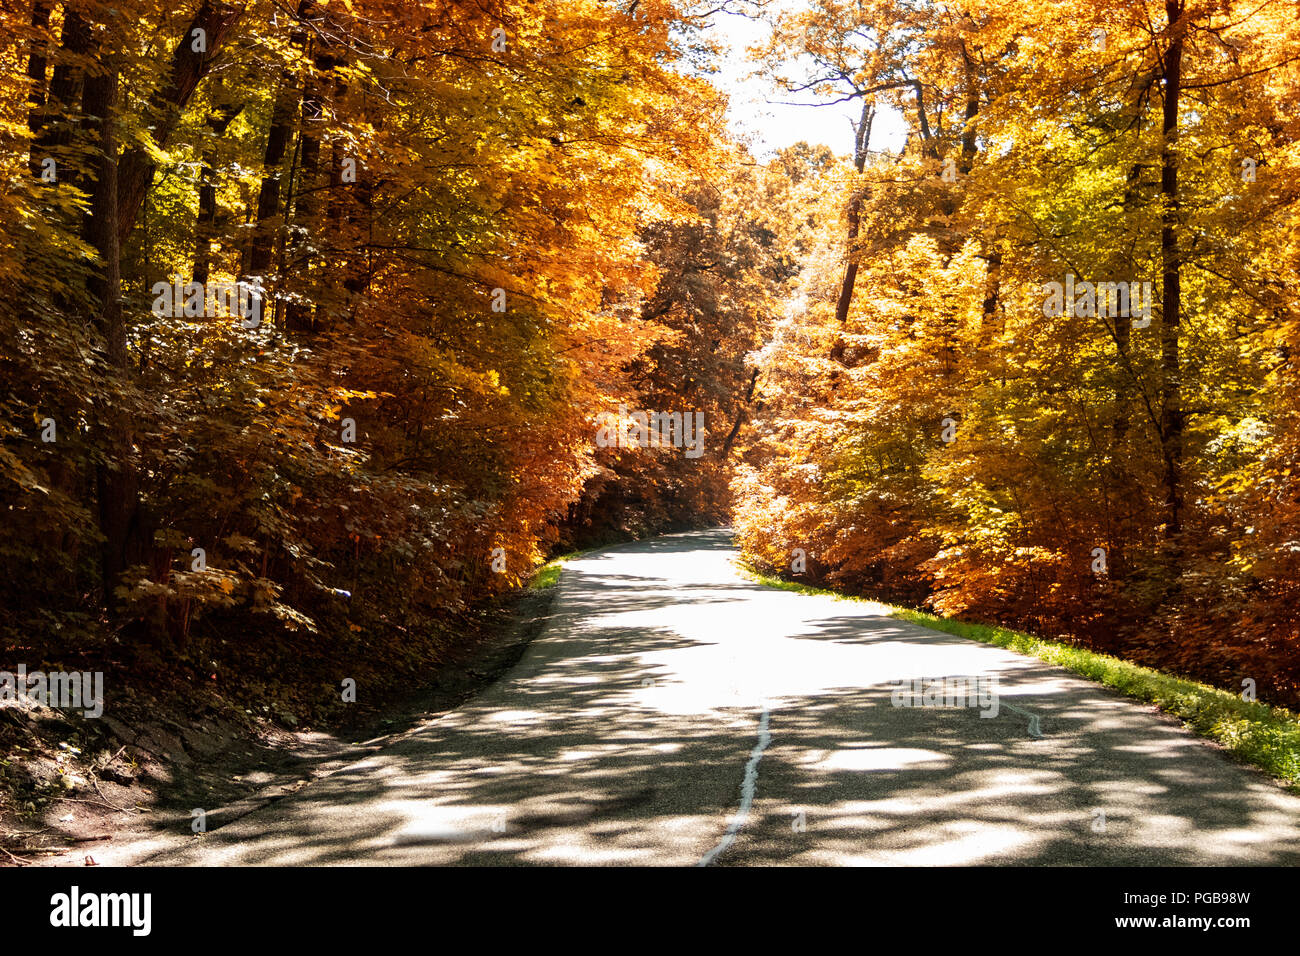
(129, 529, 1300, 865)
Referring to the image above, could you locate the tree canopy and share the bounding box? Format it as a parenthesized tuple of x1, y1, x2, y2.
(2, 0, 1298, 718)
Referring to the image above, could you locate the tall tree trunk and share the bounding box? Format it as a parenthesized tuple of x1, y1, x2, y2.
(959, 47, 979, 175)
(193, 99, 244, 285)
(955, 53, 999, 352)
(24, 0, 53, 166)
(721, 369, 760, 458)
(910, 80, 937, 159)
(116, 0, 245, 245)
(1159, 0, 1186, 545)
(31, 5, 92, 192)
(832, 99, 874, 333)
(82, 59, 137, 599)
(244, 0, 314, 283)
(833, 77, 933, 340)
(285, 38, 342, 335)
(245, 81, 298, 279)
(977, 244, 1002, 345)
(1106, 162, 1146, 582)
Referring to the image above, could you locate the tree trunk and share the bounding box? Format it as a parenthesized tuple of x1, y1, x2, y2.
(193, 99, 244, 285)
(82, 60, 138, 599)
(977, 245, 1002, 345)
(1106, 162, 1146, 582)
(244, 0, 314, 282)
(285, 39, 342, 334)
(832, 99, 874, 333)
(31, 6, 92, 191)
(24, 0, 53, 166)
(245, 82, 298, 279)
(911, 80, 937, 159)
(116, 0, 245, 245)
(1159, 0, 1185, 544)
(959, 49, 979, 175)
(721, 369, 760, 457)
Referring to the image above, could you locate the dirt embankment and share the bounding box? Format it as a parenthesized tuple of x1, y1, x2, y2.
(0, 584, 558, 867)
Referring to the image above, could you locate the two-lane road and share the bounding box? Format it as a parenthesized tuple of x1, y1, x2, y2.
(126, 530, 1300, 865)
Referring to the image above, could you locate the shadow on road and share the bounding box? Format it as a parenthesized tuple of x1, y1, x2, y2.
(138, 529, 1300, 866)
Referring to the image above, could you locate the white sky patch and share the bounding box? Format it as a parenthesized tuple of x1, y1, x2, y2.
(699, 1, 907, 158)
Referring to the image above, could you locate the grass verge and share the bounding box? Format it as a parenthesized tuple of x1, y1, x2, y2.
(528, 547, 597, 590)
(739, 563, 1300, 791)
(529, 560, 564, 590)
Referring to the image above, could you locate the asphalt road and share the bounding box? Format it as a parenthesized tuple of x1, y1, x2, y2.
(131, 529, 1300, 865)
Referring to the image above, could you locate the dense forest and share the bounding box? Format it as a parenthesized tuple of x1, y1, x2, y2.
(734, 0, 1300, 709)
(2, 0, 1298, 726)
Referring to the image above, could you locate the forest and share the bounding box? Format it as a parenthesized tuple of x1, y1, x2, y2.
(1, 0, 1298, 733)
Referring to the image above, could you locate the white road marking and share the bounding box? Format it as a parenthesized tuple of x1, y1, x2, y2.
(999, 701, 1045, 737)
(698, 708, 771, 866)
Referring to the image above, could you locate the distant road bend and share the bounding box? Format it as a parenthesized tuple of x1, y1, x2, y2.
(133, 530, 1300, 866)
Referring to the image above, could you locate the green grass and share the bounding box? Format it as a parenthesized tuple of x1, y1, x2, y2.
(527, 547, 597, 590)
(529, 561, 564, 590)
(739, 562, 1300, 791)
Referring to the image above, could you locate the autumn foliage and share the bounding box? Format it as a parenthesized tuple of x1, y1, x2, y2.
(0, 0, 769, 718)
(735, 0, 1300, 708)
(2, 0, 1299, 722)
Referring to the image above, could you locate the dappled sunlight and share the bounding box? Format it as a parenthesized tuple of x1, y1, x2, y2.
(125, 530, 1300, 867)
(801, 746, 952, 772)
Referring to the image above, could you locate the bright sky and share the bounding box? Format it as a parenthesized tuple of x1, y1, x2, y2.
(699, 3, 907, 159)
